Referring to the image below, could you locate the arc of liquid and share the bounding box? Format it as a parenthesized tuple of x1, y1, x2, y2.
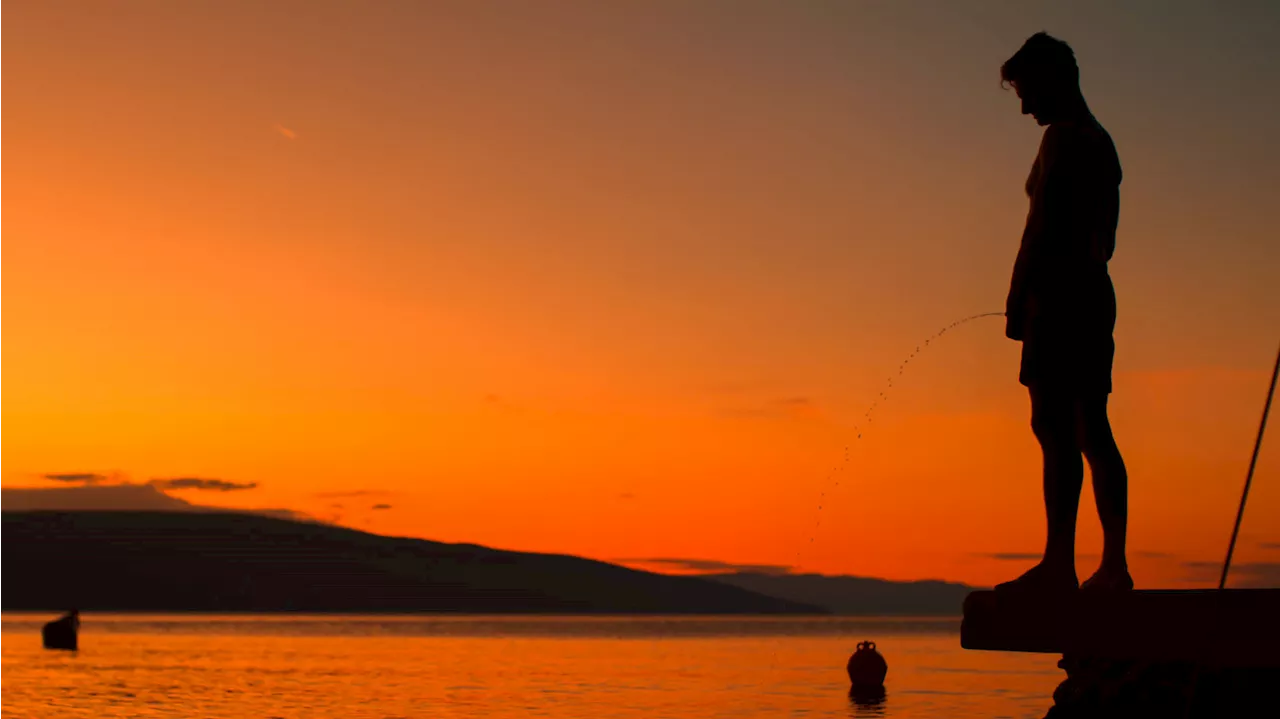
(793, 312, 1005, 567)
(764, 311, 1004, 677)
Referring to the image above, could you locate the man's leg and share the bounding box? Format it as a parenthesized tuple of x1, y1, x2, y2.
(1077, 392, 1133, 590)
(1034, 385, 1085, 575)
(996, 385, 1082, 593)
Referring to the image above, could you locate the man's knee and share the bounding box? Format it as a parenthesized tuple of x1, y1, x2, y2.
(1030, 388, 1075, 445)
(1030, 410, 1058, 442)
(1074, 394, 1117, 456)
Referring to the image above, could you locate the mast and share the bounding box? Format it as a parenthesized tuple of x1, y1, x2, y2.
(1219, 341, 1280, 589)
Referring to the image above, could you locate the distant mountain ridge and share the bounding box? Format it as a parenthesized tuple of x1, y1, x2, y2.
(1, 485, 312, 522)
(700, 572, 976, 616)
(1, 511, 821, 614)
(2, 485, 199, 511)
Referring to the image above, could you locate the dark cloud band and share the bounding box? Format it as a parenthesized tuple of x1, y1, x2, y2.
(149, 477, 258, 492)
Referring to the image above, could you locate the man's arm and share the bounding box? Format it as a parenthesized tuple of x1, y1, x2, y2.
(1006, 229, 1033, 340)
(1006, 125, 1075, 340)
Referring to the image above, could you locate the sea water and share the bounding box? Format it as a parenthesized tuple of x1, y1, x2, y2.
(2, 614, 1062, 718)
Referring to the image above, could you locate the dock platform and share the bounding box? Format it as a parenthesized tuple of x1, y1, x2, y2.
(961, 588, 1280, 668)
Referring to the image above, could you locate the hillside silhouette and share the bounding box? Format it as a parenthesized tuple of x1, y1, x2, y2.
(2, 511, 822, 614)
(2, 485, 311, 522)
(703, 572, 974, 616)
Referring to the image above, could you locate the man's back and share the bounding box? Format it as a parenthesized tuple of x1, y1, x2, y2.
(1027, 116, 1122, 272)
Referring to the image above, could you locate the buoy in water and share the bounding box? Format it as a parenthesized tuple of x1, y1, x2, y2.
(42, 610, 79, 651)
(847, 640, 888, 689)
(848, 683, 887, 709)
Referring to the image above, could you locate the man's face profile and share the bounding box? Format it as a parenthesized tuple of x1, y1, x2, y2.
(1013, 82, 1051, 126)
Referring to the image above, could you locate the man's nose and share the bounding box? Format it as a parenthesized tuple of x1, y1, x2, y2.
(1021, 99, 1030, 115)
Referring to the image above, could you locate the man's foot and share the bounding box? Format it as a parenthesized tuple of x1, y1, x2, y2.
(1080, 565, 1133, 592)
(995, 562, 1079, 596)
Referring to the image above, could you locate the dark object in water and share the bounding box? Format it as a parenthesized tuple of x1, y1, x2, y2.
(42, 610, 79, 651)
(847, 640, 888, 689)
(848, 683, 887, 709)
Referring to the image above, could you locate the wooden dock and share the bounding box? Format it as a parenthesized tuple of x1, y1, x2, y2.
(961, 588, 1280, 668)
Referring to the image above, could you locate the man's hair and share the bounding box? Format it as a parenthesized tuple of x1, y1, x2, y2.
(1001, 32, 1079, 90)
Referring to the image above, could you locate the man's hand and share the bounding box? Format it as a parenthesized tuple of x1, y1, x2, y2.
(1006, 255, 1029, 342)
(1005, 313, 1024, 341)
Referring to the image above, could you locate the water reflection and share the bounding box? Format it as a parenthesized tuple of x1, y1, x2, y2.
(848, 686, 887, 716)
(2, 616, 1064, 718)
(0, 614, 961, 639)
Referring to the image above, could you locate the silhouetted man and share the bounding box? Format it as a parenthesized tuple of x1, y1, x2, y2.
(998, 33, 1132, 594)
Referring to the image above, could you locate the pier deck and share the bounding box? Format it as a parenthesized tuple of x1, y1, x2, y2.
(961, 588, 1280, 668)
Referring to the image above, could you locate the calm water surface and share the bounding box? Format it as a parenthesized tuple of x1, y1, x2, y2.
(2, 615, 1061, 718)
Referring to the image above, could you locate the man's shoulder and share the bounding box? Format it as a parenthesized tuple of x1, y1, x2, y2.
(1048, 118, 1117, 150)
(1041, 121, 1091, 149)
(1042, 120, 1120, 179)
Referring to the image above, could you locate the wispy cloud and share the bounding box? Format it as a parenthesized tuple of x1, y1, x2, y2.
(619, 557, 794, 575)
(42, 473, 110, 484)
(253, 508, 318, 523)
(978, 551, 1112, 562)
(1261, 543, 1280, 551)
(314, 490, 392, 498)
(149, 477, 258, 492)
(722, 396, 823, 421)
(697, 379, 775, 395)
(371, 503, 392, 510)
(482, 393, 525, 413)
(273, 123, 298, 140)
(1183, 560, 1280, 588)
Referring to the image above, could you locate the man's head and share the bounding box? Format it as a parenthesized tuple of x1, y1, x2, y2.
(1002, 32, 1081, 125)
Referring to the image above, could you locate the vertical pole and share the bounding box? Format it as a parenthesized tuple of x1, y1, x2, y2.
(1219, 342, 1280, 590)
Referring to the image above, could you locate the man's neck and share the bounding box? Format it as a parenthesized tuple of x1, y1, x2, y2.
(1052, 95, 1092, 125)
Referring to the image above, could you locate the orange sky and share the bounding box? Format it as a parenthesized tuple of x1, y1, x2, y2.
(5, 1, 1279, 589)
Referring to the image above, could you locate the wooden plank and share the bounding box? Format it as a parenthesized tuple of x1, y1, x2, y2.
(961, 589, 1280, 668)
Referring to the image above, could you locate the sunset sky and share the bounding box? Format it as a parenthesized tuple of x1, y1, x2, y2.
(5, 1, 1279, 589)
